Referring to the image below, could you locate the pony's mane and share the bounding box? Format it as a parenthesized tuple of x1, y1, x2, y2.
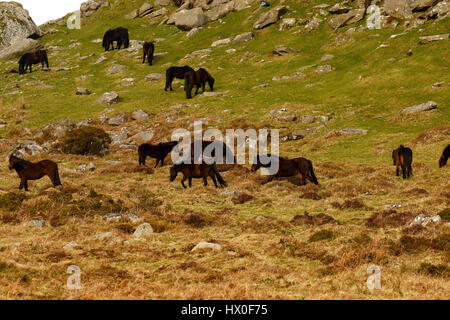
(10, 155, 31, 168)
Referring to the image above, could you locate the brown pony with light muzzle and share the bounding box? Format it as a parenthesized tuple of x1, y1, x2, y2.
(9, 155, 61, 191)
(170, 163, 227, 189)
(251, 154, 319, 186)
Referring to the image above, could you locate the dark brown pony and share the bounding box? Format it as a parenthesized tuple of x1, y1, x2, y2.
(439, 144, 449, 168)
(102, 27, 129, 51)
(9, 155, 61, 191)
(138, 141, 179, 167)
(184, 68, 215, 99)
(170, 163, 227, 189)
(251, 154, 319, 185)
(392, 145, 413, 179)
(143, 41, 155, 65)
(18, 50, 49, 74)
(165, 66, 194, 91)
(173, 140, 235, 165)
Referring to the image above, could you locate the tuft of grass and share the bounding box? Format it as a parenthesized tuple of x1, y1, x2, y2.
(61, 126, 111, 156)
(417, 263, 450, 278)
(309, 230, 336, 242)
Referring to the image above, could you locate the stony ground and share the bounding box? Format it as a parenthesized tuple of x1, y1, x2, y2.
(0, 0, 449, 299)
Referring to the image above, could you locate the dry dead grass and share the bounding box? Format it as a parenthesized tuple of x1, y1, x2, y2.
(0, 142, 449, 300)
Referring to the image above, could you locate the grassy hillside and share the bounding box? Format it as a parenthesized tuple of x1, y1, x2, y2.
(0, 0, 448, 299)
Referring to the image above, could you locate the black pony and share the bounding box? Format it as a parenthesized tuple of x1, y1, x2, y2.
(18, 50, 49, 74)
(165, 66, 194, 91)
(392, 145, 413, 179)
(143, 41, 155, 65)
(103, 27, 130, 51)
(439, 144, 449, 168)
(184, 68, 215, 99)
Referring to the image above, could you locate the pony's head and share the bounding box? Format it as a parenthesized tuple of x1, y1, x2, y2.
(102, 29, 112, 49)
(9, 154, 22, 170)
(207, 76, 215, 91)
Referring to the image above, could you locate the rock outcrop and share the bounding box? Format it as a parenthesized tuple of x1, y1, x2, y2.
(0, 2, 42, 51)
(80, 0, 110, 18)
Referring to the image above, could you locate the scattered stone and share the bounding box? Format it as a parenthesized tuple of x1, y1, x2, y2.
(131, 109, 149, 121)
(253, 6, 288, 30)
(63, 242, 78, 251)
(401, 101, 437, 114)
(11, 140, 43, 156)
(76, 87, 91, 95)
(252, 83, 269, 89)
(315, 65, 334, 73)
(108, 64, 128, 75)
(328, 3, 351, 14)
(320, 54, 335, 62)
(92, 232, 114, 240)
(98, 92, 119, 106)
(174, 8, 209, 31)
(302, 116, 316, 124)
(279, 18, 296, 30)
(103, 213, 142, 223)
(329, 9, 365, 29)
(186, 27, 202, 37)
(129, 130, 154, 143)
(200, 92, 224, 97)
(145, 73, 163, 81)
(304, 17, 322, 31)
(431, 81, 445, 88)
(419, 34, 449, 44)
(232, 32, 254, 44)
(272, 45, 297, 56)
(23, 219, 45, 228)
(340, 128, 368, 135)
(272, 72, 306, 81)
(80, 0, 110, 18)
(222, 190, 239, 196)
(276, 114, 297, 122)
(192, 241, 221, 252)
(133, 223, 153, 239)
(75, 162, 96, 172)
(409, 214, 441, 227)
(226, 48, 236, 53)
(94, 56, 107, 64)
(108, 114, 128, 126)
(211, 38, 231, 47)
(184, 48, 212, 59)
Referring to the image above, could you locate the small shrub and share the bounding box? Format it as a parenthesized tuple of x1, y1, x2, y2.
(0, 192, 26, 211)
(61, 126, 111, 156)
(438, 208, 450, 221)
(417, 263, 450, 278)
(309, 230, 335, 242)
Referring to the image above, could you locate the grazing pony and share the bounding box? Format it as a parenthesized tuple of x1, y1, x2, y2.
(165, 66, 194, 91)
(102, 27, 129, 51)
(392, 145, 413, 179)
(173, 140, 235, 165)
(170, 163, 227, 189)
(184, 68, 215, 99)
(251, 154, 319, 185)
(138, 141, 179, 167)
(18, 50, 49, 74)
(143, 41, 155, 65)
(9, 155, 61, 191)
(439, 144, 449, 168)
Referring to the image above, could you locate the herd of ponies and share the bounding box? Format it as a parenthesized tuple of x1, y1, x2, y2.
(9, 27, 450, 191)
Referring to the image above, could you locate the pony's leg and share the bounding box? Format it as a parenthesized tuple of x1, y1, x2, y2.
(267, 176, 274, 183)
(401, 166, 407, 179)
(181, 177, 187, 189)
(195, 85, 200, 95)
(154, 159, 160, 168)
(210, 174, 219, 188)
(203, 175, 208, 186)
(19, 180, 24, 190)
(202, 82, 206, 93)
(189, 177, 192, 188)
(298, 172, 306, 185)
(143, 52, 147, 64)
(396, 166, 400, 177)
(161, 157, 165, 167)
(24, 180, 29, 192)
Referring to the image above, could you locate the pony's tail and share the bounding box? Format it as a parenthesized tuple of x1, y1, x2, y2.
(54, 165, 62, 187)
(211, 165, 227, 187)
(308, 160, 319, 185)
